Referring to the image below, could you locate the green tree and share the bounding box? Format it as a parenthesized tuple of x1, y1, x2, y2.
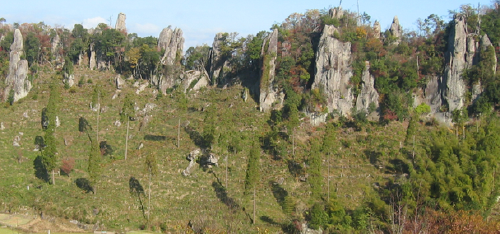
(88, 138, 101, 194)
(144, 152, 158, 222)
(121, 94, 135, 160)
(309, 140, 323, 200)
(41, 80, 60, 185)
(245, 141, 260, 224)
(25, 32, 41, 66)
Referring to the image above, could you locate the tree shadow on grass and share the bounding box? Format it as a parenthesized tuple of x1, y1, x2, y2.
(33, 156, 49, 183)
(129, 176, 146, 219)
(212, 181, 240, 213)
(270, 181, 288, 207)
(185, 126, 206, 149)
(75, 178, 93, 193)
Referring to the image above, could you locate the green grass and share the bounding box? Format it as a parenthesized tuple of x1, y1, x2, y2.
(0, 66, 432, 232)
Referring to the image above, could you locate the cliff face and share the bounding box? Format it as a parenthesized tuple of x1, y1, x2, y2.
(115, 13, 126, 31)
(259, 29, 282, 112)
(356, 61, 379, 114)
(442, 16, 475, 112)
(157, 27, 185, 93)
(4, 29, 31, 102)
(312, 25, 354, 116)
(207, 33, 227, 85)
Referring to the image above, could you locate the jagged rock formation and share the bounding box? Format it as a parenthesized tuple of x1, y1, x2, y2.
(207, 33, 229, 85)
(115, 13, 126, 31)
(356, 61, 379, 114)
(329, 7, 343, 19)
(50, 34, 64, 69)
(181, 70, 209, 93)
(158, 27, 184, 66)
(89, 43, 96, 70)
(182, 149, 200, 176)
(64, 73, 75, 87)
(442, 16, 474, 112)
(389, 16, 402, 45)
(480, 34, 497, 74)
(4, 29, 31, 103)
(373, 21, 381, 39)
(259, 29, 283, 112)
(424, 75, 443, 113)
(312, 25, 354, 116)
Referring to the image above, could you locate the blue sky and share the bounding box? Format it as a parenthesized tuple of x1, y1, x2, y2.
(1, 0, 495, 49)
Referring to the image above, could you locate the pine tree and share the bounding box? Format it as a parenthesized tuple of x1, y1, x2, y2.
(245, 141, 260, 224)
(41, 80, 60, 185)
(144, 152, 158, 223)
(88, 139, 101, 194)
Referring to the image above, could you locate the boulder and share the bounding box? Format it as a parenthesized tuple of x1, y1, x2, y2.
(259, 29, 283, 112)
(355, 61, 379, 114)
(115, 74, 125, 89)
(0, 122, 4, 130)
(207, 153, 218, 167)
(182, 149, 201, 176)
(64, 72, 75, 87)
(13, 135, 21, 147)
(4, 29, 32, 103)
(115, 13, 126, 31)
(312, 25, 354, 116)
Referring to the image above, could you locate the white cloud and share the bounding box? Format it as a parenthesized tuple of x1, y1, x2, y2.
(82, 16, 107, 29)
(131, 23, 160, 36)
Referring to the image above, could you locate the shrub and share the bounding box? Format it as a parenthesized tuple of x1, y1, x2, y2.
(60, 157, 75, 176)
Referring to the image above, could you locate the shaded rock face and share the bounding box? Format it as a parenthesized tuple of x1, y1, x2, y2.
(4, 29, 31, 102)
(158, 27, 184, 66)
(181, 70, 209, 93)
(115, 13, 126, 31)
(207, 33, 229, 85)
(442, 16, 474, 112)
(328, 7, 343, 19)
(312, 25, 354, 116)
(356, 61, 379, 114)
(389, 16, 402, 45)
(259, 29, 282, 112)
(419, 75, 443, 114)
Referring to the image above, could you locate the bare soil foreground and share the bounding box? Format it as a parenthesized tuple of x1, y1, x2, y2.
(0, 213, 85, 233)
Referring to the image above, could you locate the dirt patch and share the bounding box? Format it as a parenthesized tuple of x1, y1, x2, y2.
(0, 213, 85, 233)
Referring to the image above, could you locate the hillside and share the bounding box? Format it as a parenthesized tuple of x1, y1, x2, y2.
(2, 2, 500, 234)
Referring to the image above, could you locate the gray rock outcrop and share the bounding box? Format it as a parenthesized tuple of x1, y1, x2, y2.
(329, 7, 343, 19)
(115, 13, 126, 31)
(373, 21, 381, 39)
(355, 61, 379, 114)
(442, 16, 473, 112)
(312, 25, 354, 116)
(182, 149, 201, 176)
(115, 74, 125, 89)
(259, 29, 282, 112)
(181, 70, 209, 93)
(158, 27, 184, 66)
(207, 33, 229, 85)
(51, 34, 64, 69)
(480, 34, 497, 74)
(424, 75, 443, 113)
(89, 43, 96, 70)
(64, 73, 75, 87)
(389, 16, 402, 45)
(4, 29, 32, 103)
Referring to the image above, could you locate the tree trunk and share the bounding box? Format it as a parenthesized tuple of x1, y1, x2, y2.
(52, 169, 55, 185)
(177, 118, 180, 148)
(97, 93, 100, 143)
(148, 168, 151, 222)
(253, 187, 256, 224)
(125, 119, 129, 160)
(225, 155, 228, 189)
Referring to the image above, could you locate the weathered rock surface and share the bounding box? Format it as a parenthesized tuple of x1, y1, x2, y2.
(115, 74, 125, 89)
(373, 21, 381, 39)
(328, 7, 343, 19)
(158, 27, 184, 66)
(0, 122, 4, 130)
(207, 33, 229, 85)
(442, 16, 473, 112)
(312, 25, 354, 116)
(182, 149, 201, 176)
(424, 75, 443, 113)
(480, 34, 497, 74)
(51, 33, 64, 69)
(64, 73, 75, 87)
(4, 29, 32, 103)
(355, 61, 379, 114)
(115, 13, 126, 31)
(181, 70, 209, 92)
(89, 43, 97, 70)
(259, 29, 283, 112)
(389, 16, 402, 45)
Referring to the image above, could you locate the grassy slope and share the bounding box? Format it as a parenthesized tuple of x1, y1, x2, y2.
(0, 66, 422, 233)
